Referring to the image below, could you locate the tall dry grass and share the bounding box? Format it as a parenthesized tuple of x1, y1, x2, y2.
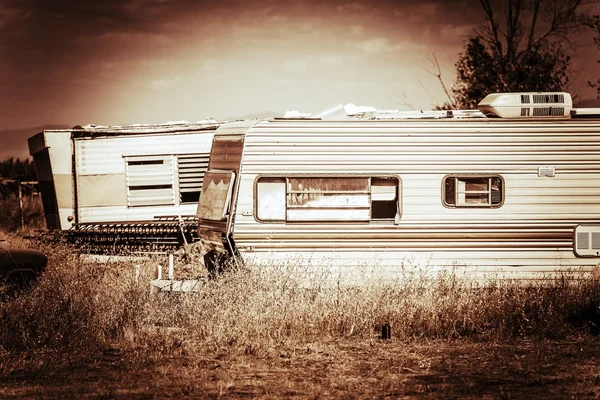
(1, 236, 599, 366)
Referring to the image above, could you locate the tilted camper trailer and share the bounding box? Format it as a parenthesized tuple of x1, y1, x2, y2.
(196, 93, 600, 279)
(28, 122, 219, 251)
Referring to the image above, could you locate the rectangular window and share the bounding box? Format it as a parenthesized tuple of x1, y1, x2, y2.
(256, 176, 400, 222)
(126, 155, 175, 207)
(178, 154, 209, 204)
(256, 177, 286, 220)
(443, 175, 503, 208)
(197, 170, 235, 221)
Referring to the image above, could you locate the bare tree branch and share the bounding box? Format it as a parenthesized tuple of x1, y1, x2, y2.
(424, 49, 457, 109)
(390, 88, 416, 111)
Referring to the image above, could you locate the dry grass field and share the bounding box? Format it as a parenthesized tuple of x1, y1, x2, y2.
(1, 229, 600, 398)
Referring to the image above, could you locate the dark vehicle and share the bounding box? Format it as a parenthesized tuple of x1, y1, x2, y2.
(0, 241, 47, 297)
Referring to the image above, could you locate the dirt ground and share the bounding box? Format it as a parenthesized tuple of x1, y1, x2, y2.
(1, 336, 600, 399)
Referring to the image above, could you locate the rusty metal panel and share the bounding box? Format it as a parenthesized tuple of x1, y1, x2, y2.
(207, 136, 244, 172)
(196, 171, 234, 221)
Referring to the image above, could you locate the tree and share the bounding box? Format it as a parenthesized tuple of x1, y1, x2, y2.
(0, 158, 36, 181)
(441, 0, 594, 109)
(586, 15, 600, 97)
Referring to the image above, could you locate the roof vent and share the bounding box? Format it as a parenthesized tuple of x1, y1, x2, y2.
(478, 92, 572, 118)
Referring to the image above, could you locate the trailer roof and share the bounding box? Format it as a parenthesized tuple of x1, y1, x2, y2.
(41, 120, 223, 138)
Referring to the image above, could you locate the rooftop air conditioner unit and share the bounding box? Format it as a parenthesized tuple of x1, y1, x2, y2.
(477, 92, 572, 118)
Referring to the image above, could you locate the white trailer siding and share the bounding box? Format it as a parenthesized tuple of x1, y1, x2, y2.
(74, 132, 213, 223)
(228, 119, 600, 278)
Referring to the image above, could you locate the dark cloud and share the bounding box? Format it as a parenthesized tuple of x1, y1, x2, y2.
(1, 0, 597, 130)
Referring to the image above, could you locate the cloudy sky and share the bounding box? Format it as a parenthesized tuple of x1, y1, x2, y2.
(1, 0, 599, 129)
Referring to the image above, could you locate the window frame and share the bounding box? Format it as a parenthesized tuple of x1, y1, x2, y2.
(253, 174, 402, 223)
(442, 174, 505, 208)
(573, 224, 600, 258)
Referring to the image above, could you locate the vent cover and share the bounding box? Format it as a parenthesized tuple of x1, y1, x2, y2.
(538, 167, 556, 177)
(532, 107, 564, 117)
(178, 153, 210, 203)
(532, 94, 565, 104)
(478, 92, 572, 118)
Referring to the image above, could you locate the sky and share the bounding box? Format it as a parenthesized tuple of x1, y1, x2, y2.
(1, 0, 599, 129)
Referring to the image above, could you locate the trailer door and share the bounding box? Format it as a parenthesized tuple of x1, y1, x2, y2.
(196, 170, 235, 251)
(196, 134, 245, 264)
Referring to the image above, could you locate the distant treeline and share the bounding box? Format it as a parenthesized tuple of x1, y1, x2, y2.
(0, 157, 37, 181)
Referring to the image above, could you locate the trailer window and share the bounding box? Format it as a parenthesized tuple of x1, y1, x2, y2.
(573, 225, 600, 257)
(125, 155, 175, 207)
(197, 170, 235, 221)
(371, 177, 398, 219)
(256, 178, 286, 220)
(256, 176, 400, 222)
(443, 176, 503, 207)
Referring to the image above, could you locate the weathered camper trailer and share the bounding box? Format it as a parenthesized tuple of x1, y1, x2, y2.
(196, 93, 600, 279)
(28, 122, 219, 251)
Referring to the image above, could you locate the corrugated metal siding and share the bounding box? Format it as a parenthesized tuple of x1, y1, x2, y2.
(208, 136, 245, 171)
(230, 119, 600, 272)
(73, 131, 214, 222)
(75, 132, 214, 175)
